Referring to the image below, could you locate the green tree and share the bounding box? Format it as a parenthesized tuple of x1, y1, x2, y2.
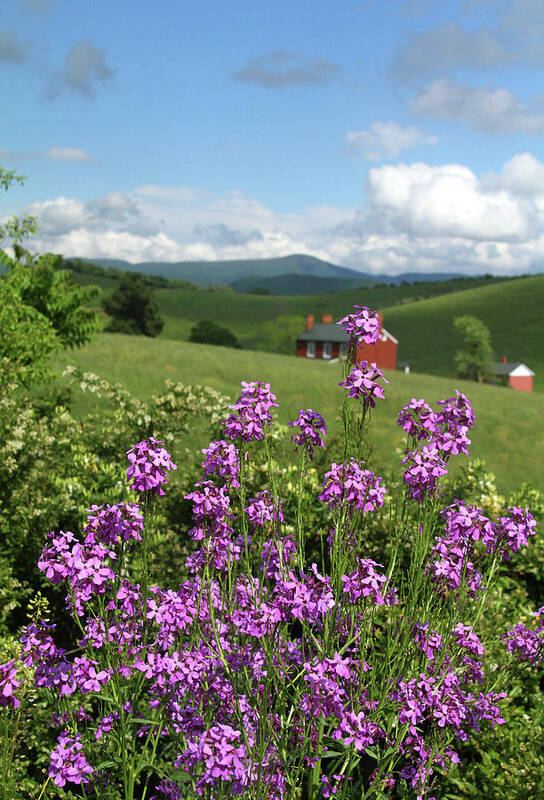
(0, 166, 38, 245)
(1, 246, 100, 348)
(258, 314, 305, 355)
(189, 319, 242, 348)
(453, 314, 494, 383)
(103, 272, 164, 337)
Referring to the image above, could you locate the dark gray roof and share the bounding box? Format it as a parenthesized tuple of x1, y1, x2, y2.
(297, 323, 350, 343)
(491, 361, 524, 375)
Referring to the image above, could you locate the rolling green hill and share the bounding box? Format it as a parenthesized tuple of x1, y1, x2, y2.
(228, 272, 375, 294)
(151, 273, 516, 346)
(384, 275, 544, 391)
(55, 333, 544, 494)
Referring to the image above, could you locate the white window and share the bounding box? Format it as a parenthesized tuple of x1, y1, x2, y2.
(307, 341, 315, 358)
(323, 342, 332, 359)
(340, 343, 348, 359)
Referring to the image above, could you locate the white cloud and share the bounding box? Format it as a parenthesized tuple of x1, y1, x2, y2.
(345, 121, 437, 161)
(46, 147, 91, 162)
(364, 161, 531, 241)
(412, 79, 544, 134)
(10, 155, 544, 277)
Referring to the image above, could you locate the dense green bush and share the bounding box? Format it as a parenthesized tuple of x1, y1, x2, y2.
(189, 319, 242, 348)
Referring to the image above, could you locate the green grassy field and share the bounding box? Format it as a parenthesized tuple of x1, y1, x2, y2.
(384, 275, 544, 392)
(152, 275, 521, 350)
(55, 333, 544, 494)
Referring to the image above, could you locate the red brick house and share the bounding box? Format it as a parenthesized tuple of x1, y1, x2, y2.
(296, 313, 398, 370)
(491, 358, 534, 392)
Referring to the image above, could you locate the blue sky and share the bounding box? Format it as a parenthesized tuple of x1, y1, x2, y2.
(1, 0, 544, 274)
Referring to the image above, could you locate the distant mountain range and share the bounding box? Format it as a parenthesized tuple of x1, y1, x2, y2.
(87, 253, 466, 289)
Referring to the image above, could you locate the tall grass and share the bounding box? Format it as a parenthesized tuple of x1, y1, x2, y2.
(55, 334, 544, 493)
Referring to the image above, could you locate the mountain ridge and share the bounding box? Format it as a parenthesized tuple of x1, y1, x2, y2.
(82, 253, 467, 287)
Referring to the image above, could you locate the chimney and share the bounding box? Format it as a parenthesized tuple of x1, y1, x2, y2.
(305, 314, 315, 331)
(501, 356, 507, 363)
(321, 313, 333, 324)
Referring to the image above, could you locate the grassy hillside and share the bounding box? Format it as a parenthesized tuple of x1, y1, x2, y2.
(151, 274, 515, 347)
(55, 333, 543, 494)
(385, 275, 544, 392)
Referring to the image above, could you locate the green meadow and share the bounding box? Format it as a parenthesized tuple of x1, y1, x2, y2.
(56, 333, 543, 494)
(149, 274, 544, 391)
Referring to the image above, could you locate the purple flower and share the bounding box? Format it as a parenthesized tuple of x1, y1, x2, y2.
(337, 305, 381, 345)
(412, 623, 443, 661)
(425, 503, 488, 598)
(288, 409, 327, 457)
(453, 624, 484, 657)
(83, 502, 144, 546)
(503, 622, 544, 666)
(185, 481, 232, 524)
(245, 491, 284, 529)
(261, 536, 298, 581)
(397, 399, 437, 440)
(401, 444, 448, 503)
(223, 381, 279, 442)
(339, 361, 390, 408)
(319, 459, 386, 515)
(49, 732, 93, 788)
(0, 660, 22, 709)
(274, 564, 335, 623)
(177, 723, 249, 793)
(332, 709, 384, 752)
(201, 440, 240, 486)
(38, 533, 117, 614)
(126, 437, 177, 495)
(397, 392, 476, 459)
(491, 506, 537, 561)
(341, 558, 393, 606)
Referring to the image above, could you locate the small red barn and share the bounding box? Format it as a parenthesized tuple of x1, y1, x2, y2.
(491, 358, 534, 392)
(296, 313, 398, 370)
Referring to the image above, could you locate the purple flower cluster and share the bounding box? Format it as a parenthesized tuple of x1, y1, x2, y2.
(261, 536, 298, 581)
(49, 732, 93, 788)
(337, 305, 381, 345)
(201, 439, 240, 487)
(288, 408, 327, 457)
(503, 617, 544, 666)
(126, 436, 177, 495)
(339, 361, 390, 408)
(425, 501, 489, 597)
(0, 660, 22, 709)
(319, 459, 386, 515)
(426, 501, 538, 599)
(38, 530, 116, 615)
(399, 391, 475, 459)
(83, 502, 144, 545)
(223, 380, 279, 441)
(1, 382, 537, 799)
(398, 392, 477, 504)
(401, 445, 448, 504)
(185, 480, 239, 572)
(492, 506, 537, 560)
(341, 558, 394, 606)
(245, 491, 284, 529)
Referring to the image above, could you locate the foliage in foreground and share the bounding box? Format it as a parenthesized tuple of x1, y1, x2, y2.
(1, 307, 543, 800)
